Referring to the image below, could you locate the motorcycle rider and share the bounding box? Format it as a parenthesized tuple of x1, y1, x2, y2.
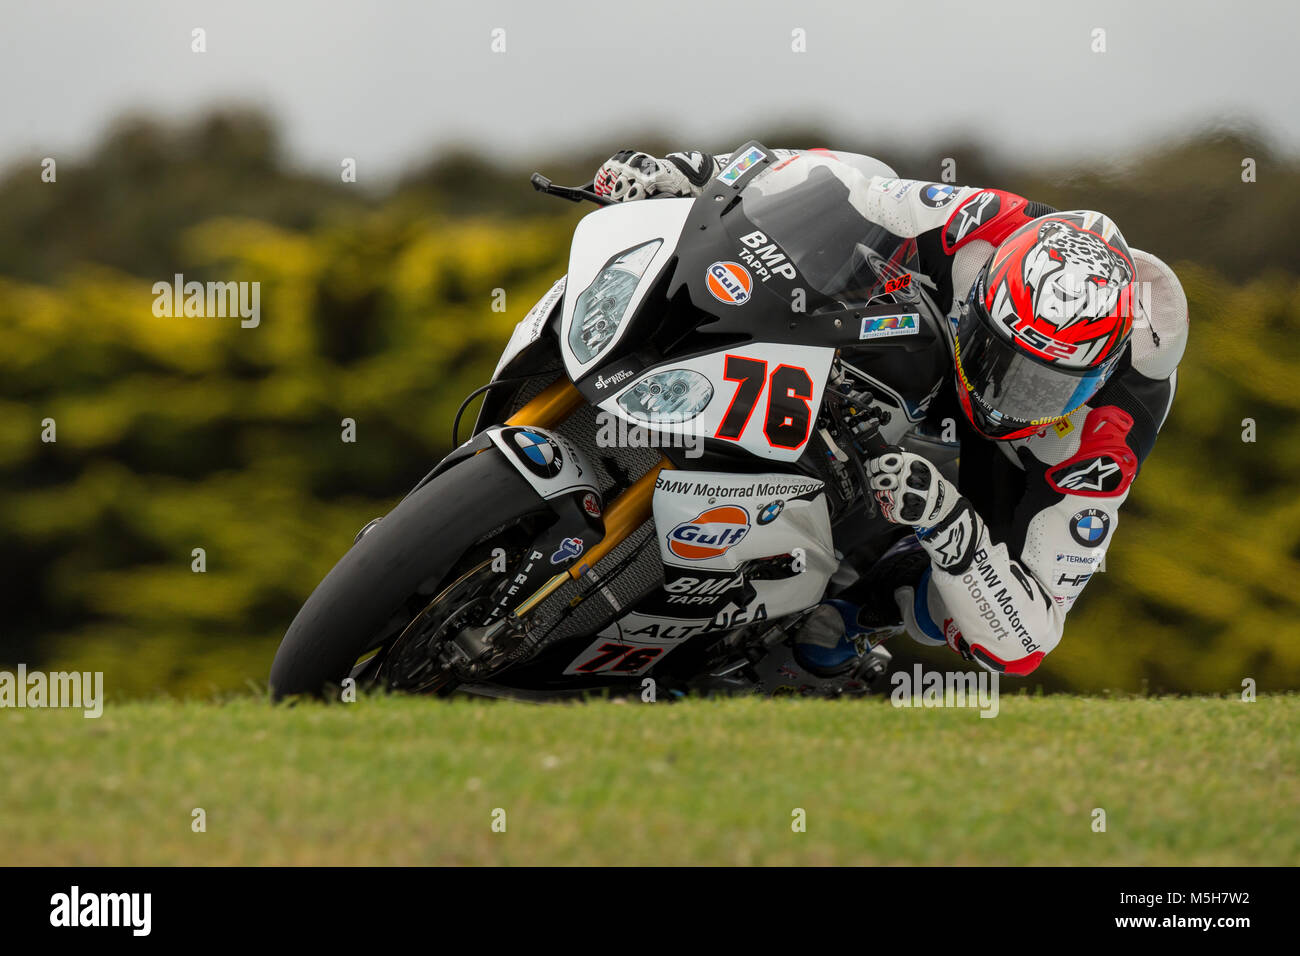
(592, 147, 1188, 677)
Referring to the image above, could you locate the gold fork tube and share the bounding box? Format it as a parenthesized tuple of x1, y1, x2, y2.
(504, 378, 585, 429)
(499, 376, 674, 616)
(512, 456, 674, 617)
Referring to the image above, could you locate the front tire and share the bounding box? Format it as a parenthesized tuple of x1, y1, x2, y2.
(269, 450, 544, 699)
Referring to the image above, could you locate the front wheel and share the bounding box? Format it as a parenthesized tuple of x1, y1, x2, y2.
(269, 449, 547, 699)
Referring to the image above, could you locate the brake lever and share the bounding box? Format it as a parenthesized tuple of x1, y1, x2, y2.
(852, 422, 885, 519)
(828, 385, 893, 519)
(530, 173, 616, 207)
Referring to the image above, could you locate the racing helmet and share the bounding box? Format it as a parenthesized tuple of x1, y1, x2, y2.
(954, 211, 1137, 440)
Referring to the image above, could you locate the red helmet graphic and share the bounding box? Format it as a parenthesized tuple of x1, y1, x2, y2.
(954, 211, 1137, 440)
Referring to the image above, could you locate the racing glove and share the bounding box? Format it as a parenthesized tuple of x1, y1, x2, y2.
(867, 447, 983, 575)
(849, 535, 931, 628)
(593, 150, 716, 201)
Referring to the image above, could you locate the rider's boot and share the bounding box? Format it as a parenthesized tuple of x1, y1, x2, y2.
(793, 536, 931, 674)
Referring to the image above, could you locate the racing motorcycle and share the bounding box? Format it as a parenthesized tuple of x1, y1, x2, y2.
(269, 141, 958, 701)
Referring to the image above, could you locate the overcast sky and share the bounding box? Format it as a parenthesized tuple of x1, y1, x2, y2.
(2, 0, 1296, 179)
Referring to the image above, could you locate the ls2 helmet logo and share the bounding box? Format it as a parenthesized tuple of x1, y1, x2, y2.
(1069, 507, 1110, 547)
(705, 262, 752, 306)
(667, 505, 751, 560)
(505, 427, 563, 479)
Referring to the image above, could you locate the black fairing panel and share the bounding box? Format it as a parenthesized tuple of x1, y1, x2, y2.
(576, 142, 938, 401)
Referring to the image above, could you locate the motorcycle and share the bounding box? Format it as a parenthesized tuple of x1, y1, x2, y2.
(269, 141, 957, 701)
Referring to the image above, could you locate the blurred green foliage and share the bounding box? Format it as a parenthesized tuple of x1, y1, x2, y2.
(1, 109, 1296, 696)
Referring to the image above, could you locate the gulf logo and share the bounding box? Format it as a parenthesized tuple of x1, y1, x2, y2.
(667, 505, 751, 561)
(705, 261, 752, 306)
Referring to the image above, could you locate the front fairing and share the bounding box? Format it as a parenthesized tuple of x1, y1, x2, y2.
(670, 147, 925, 332)
(557, 197, 695, 384)
(553, 142, 940, 463)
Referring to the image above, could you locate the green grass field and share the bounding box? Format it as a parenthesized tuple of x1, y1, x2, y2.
(2, 693, 1297, 865)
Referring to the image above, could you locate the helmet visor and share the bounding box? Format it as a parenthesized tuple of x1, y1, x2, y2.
(955, 287, 1119, 431)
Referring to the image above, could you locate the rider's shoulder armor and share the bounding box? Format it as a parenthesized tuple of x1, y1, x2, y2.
(940, 188, 1057, 254)
(855, 179, 1053, 247)
(858, 178, 979, 239)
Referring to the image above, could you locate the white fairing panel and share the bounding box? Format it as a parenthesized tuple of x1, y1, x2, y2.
(560, 198, 694, 378)
(652, 469, 835, 605)
(493, 276, 566, 379)
(598, 343, 837, 463)
(560, 469, 837, 677)
(486, 425, 598, 501)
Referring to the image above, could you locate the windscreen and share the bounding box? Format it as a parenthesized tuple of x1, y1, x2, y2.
(733, 154, 918, 304)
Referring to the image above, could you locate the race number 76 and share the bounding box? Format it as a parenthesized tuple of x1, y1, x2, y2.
(715, 355, 813, 450)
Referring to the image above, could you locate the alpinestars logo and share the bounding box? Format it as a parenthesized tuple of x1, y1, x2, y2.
(1047, 452, 1132, 497)
(929, 522, 966, 568)
(665, 150, 712, 187)
(921, 504, 977, 572)
(1052, 455, 1122, 493)
(946, 191, 1000, 244)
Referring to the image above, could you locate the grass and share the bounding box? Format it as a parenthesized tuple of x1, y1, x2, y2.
(2, 692, 1297, 865)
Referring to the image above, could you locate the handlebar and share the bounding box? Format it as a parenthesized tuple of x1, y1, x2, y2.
(856, 419, 893, 458)
(530, 173, 616, 207)
(530, 172, 688, 207)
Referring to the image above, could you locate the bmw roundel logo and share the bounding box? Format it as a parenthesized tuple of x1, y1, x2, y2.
(920, 183, 958, 208)
(757, 499, 785, 525)
(1069, 508, 1110, 547)
(506, 427, 563, 479)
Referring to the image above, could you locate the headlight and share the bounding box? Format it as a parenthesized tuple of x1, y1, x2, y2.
(569, 240, 662, 363)
(617, 369, 714, 424)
